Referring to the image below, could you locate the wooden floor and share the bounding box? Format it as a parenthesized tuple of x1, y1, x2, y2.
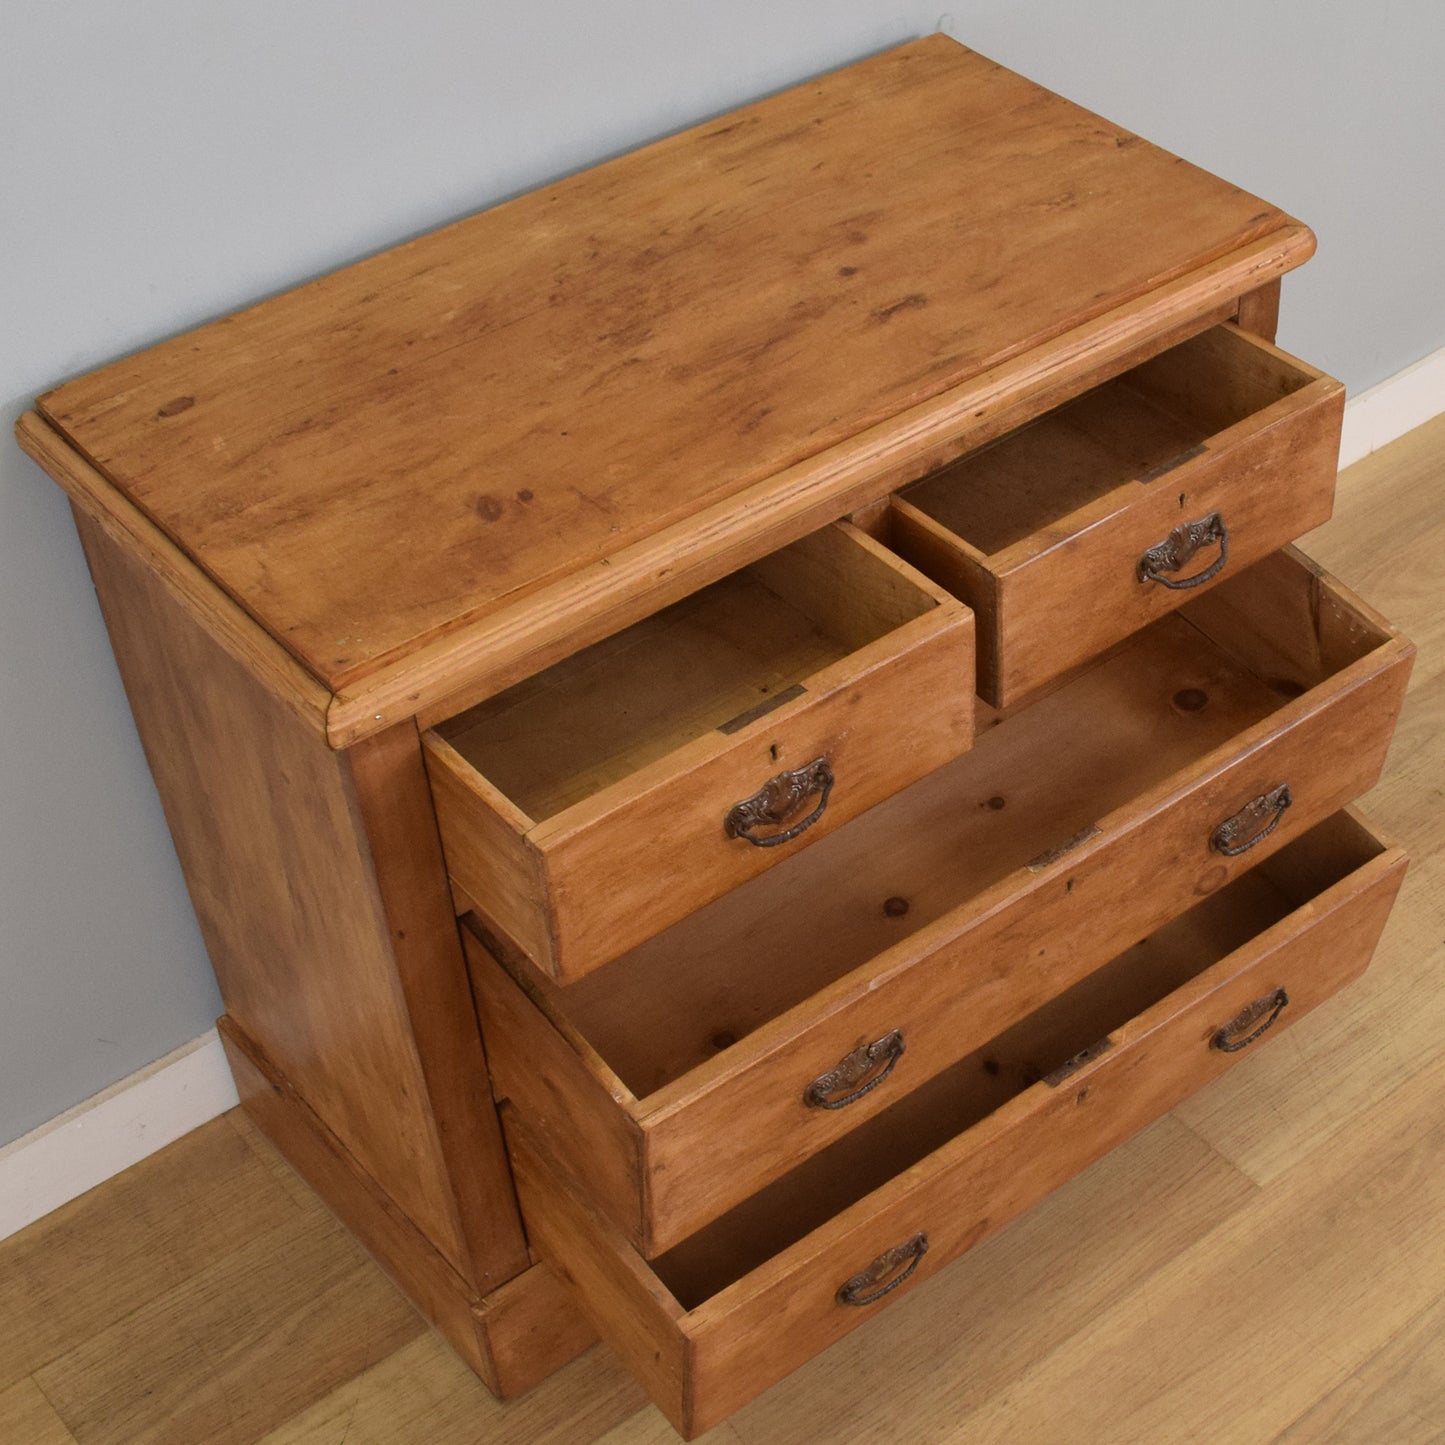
(4, 414, 1443, 1445)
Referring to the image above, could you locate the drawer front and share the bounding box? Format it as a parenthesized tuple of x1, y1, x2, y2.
(472, 552, 1411, 1256)
(509, 817, 1406, 1438)
(890, 325, 1345, 706)
(426, 523, 974, 982)
(637, 645, 1406, 1242)
(535, 604, 973, 980)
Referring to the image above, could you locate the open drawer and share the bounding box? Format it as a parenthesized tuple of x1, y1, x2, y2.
(887, 324, 1344, 706)
(469, 548, 1412, 1256)
(424, 522, 973, 982)
(509, 808, 1406, 1438)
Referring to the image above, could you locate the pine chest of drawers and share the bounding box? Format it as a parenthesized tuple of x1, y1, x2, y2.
(18, 34, 1413, 1440)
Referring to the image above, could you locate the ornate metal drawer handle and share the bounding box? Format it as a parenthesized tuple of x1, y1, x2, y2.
(837, 1232, 929, 1306)
(804, 1030, 905, 1109)
(1212, 987, 1290, 1053)
(1138, 511, 1229, 589)
(724, 757, 834, 848)
(1211, 784, 1292, 857)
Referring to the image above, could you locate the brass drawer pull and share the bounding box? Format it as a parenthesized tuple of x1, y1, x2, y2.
(1211, 784, 1292, 856)
(1138, 511, 1229, 590)
(725, 758, 834, 848)
(837, 1232, 929, 1306)
(1212, 987, 1290, 1053)
(804, 1030, 905, 1110)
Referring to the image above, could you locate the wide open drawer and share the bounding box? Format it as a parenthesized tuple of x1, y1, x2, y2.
(509, 809, 1405, 1437)
(887, 324, 1344, 706)
(424, 521, 973, 982)
(469, 548, 1411, 1256)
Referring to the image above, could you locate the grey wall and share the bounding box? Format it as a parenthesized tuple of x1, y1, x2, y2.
(3, 3, 1442, 1146)
(952, 1, 1445, 397)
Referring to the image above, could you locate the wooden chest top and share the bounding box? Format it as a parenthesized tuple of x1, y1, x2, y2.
(34, 34, 1306, 704)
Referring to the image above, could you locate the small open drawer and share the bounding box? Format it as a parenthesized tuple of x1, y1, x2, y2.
(886, 324, 1344, 706)
(424, 521, 973, 982)
(468, 548, 1412, 1256)
(509, 809, 1405, 1438)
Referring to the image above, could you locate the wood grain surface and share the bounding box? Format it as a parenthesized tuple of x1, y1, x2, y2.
(472, 552, 1410, 1255)
(426, 523, 974, 980)
(13, 411, 330, 738)
(2, 414, 1431, 1445)
(891, 324, 1345, 703)
(71, 510, 528, 1290)
(29, 36, 1308, 729)
(508, 821, 1403, 1436)
(472, 1264, 603, 1402)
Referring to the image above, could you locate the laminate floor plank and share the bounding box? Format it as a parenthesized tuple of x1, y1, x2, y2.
(0, 1115, 300, 1390)
(594, 1411, 749, 1445)
(937, 1046, 1445, 1444)
(32, 1210, 425, 1445)
(0, 1377, 79, 1445)
(257, 1331, 649, 1445)
(1273, 1290, 1445, 1444)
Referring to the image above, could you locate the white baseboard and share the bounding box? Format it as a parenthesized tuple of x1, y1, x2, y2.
(3, 343, 1444, 1247)
(0, 1029, 239, 1241)
(1339, 342, 1445, 469)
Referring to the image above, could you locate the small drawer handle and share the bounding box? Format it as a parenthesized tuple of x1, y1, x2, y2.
(837, 1232, 929, 1307)
(724, 757, 834, 848)
(1138, 511, 1229, 590)
(1212, 987, 1290, 1053)
(1211, 784, 1292, 857)
(804, 1030, 905, 1110)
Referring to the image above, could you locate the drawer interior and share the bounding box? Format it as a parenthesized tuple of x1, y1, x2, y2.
(434, 524, 940, 824)
(549, 551, 1392, 1097)
(649, 810, 1386, 1309)
(894, 324, 1318, 558)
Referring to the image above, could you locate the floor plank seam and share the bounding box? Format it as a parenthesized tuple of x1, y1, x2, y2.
(1261, 1301, 1441, 1445)
(26, 1373, 79, 1445)
(1165, 1107, 1273, 1193)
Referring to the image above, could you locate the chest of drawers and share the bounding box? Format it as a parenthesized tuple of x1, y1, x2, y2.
(18, 34, 1412, 1439)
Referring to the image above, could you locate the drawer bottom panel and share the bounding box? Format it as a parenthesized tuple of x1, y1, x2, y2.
(509, 809, 1405, 1438)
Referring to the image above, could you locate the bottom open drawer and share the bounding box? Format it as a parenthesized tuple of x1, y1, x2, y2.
(508, 809, 1405, 1438)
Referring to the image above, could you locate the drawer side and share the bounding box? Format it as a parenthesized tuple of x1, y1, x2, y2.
(507, 1114, 690, 1427)
(465, 927, 648, 1245)
(422, 734, 555, 967)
